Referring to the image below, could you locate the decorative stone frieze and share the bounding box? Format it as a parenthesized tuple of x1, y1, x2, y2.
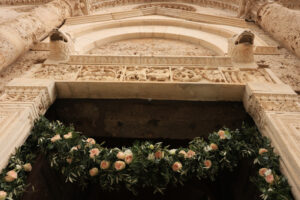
(92, 0, 239, 13)
(27, 63, 278, 85)
(134, 3, 197, 12)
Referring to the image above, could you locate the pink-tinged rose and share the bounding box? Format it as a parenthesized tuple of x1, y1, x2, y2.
(89, 148, 100, 159)
(265, 174, 274, 184)
(23, 163, 32, 172)
(86, 138, 96, 145)
(66, 158, 72, 164)
(179, 150, 187, 157)
(259, 168, 268, 177)
(259, 148, 268, 155)
(51, 134, 61, 143)
(63, 132, 72, 139)
(125, 154, 133, 164)
(0, 191, 7, 200)
(204, 160, 212, 169)
(172, 162, 182, 172)
(114, 161, 126, 171)
(154, 151, 164, 159)
(117, 151, 125, 160)
(89, 168, 98, 176)
(100, 160, 110, 170)
(4, 170, 18, 182)
(210, 143, 218, 150)
(218, 130, 226, 139)
(185, 150, 196, 158)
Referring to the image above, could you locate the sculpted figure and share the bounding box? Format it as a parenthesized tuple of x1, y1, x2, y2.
(228, 30, 255, 65)
(48, 29, 75, 62)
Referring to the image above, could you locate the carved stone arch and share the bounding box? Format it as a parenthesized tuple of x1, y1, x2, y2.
(81, 32, 225, 56)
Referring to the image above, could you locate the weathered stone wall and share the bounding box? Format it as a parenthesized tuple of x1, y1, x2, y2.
(0, 0, 72, 72)
(275, 0, 300, 9)
(257, 3, 300, 58)
(0, 0, 52, 5)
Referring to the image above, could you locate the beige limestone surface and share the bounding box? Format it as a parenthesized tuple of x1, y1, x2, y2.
(89, 38, 217, 56)
(92, 3, 237, 17)
(0, 1, 299, 198)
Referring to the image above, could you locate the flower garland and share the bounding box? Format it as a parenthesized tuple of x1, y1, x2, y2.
(0, 117, 294, 200)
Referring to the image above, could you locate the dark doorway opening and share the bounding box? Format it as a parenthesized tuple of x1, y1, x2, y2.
(22, 99, 260, 200)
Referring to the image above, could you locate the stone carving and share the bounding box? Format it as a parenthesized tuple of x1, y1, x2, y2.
(252, 94, 300, 112)
(0, 0, 52, 5)
(222, 68, 274, 83)
(0, 87, 51, 115)
(237, 0, 256, 19)
(124, 67, 170, 82)
(92, 0, 238, 12)
(77, 65, 123, 81)
(68, 55, 232, 67)
(74, 0, 92, 16)
(134, 3, 197, 11)
(48, 29, 75, 62)
(172, 67, 225, 83)
(28, 63, 277, 84)
(32, 64, 81, 80)
(244, 92, 300, 130)
(228, 30, 255, 64)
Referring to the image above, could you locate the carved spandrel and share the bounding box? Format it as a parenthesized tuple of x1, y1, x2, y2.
(125, 67, 170, 82)
(172, 67, 225, 83)
(77, 65, 123, 81)
(32, 64, 81, 80)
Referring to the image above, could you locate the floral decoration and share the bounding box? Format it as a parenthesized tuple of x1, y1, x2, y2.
(0, 117, 294, 200)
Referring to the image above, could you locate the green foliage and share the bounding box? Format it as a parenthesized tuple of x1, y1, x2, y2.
(0, 117, 294, 200)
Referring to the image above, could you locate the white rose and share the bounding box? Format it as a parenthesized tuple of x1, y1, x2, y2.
(0, 191, 7, 200)
(147, 153, 155, 160)
(169, 149, 177, 155)
(265, 169, 272, 176)
(124, 149, 132, 156)
(204, 145, 212, 152)
(70, 146, 78, 152)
